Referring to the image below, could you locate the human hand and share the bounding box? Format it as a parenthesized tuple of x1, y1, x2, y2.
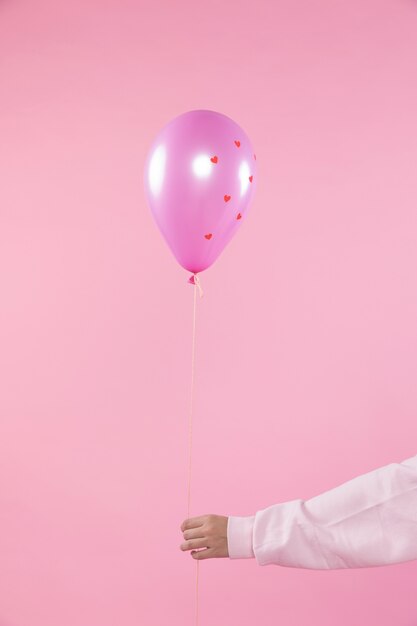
(180, 514, 229, 560)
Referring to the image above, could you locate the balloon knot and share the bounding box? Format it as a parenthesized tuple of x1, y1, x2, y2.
(188, 273, 204, 297)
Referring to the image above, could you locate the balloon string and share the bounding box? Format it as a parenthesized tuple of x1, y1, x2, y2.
(187, 272, 203, 625)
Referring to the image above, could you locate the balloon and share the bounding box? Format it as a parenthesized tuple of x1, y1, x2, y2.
(143, 109, 257, 274)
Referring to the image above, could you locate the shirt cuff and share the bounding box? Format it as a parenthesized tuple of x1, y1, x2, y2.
(227, 515, 256, 559)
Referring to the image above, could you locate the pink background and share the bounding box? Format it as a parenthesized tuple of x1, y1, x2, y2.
(1, 0, 417, 624)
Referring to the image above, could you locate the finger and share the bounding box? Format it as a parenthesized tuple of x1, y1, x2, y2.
(180, 516, 207, 532)
(181, 537, 209, 552)
(183, 528, 206, 540)
(191, 548, 215, 560)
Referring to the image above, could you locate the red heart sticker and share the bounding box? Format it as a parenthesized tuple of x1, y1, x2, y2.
(210, 156, 218, 163)
(224, 194, 231, 202)
(234, 140, 241, 147)
(204, 233, 213, 240)
(249, 175, 253, 183)
(236, 213, 242, 220)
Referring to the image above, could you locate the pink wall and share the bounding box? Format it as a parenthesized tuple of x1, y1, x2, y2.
(1, 1, 417, 624)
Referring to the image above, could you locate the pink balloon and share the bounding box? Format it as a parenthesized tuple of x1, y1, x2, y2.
(143, 109, 257, 274)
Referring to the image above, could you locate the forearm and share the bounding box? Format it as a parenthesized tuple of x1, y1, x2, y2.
(227, 453, 417, 569)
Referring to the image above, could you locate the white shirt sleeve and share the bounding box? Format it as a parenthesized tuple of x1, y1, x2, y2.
(227, 453, 417, 569)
